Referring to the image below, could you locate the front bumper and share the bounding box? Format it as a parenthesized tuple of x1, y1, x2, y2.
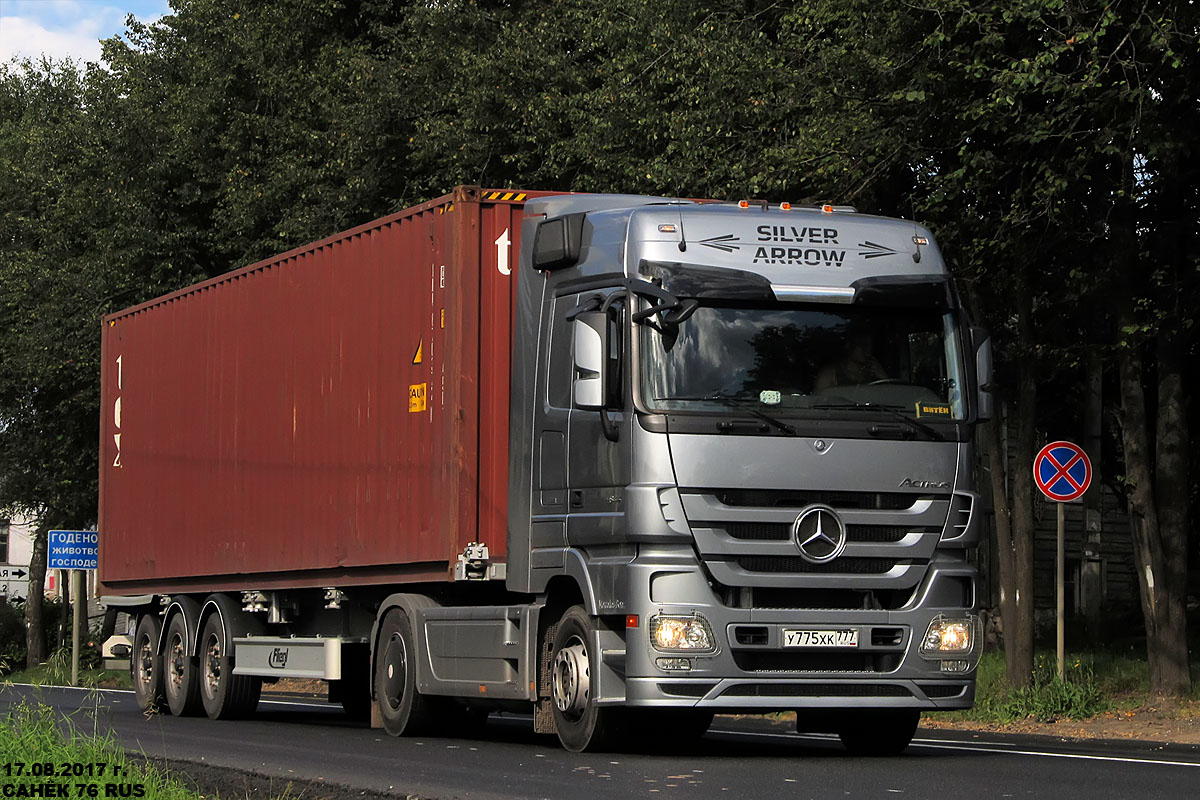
(613, 553, 979, 710)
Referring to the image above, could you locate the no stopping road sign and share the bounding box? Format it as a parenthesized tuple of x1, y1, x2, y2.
(1034, 441, 1093, 502)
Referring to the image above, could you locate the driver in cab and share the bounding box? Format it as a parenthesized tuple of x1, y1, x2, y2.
(815, 327, 888, 390)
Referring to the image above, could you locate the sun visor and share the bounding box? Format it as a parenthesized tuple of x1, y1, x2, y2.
(638, 261, 777, 302)
(850, 274, 957, 310)
(639, 261, 775, 301)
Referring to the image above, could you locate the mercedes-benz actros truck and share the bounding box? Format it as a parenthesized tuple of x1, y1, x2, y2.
(100, 186, 992, 753)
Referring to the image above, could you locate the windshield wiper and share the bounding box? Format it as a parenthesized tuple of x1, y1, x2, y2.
(810, 402, 945, 441)
(654, 392, 797, 436)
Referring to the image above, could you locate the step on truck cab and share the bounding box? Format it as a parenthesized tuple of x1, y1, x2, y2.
(100, 187, 991, 755)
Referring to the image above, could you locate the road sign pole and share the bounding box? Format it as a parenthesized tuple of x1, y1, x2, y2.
(1056, 503, 1065, 680)
(72, 570, 81, 687)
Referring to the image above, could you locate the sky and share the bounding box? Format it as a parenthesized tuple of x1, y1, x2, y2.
(0, 0, 170, 65)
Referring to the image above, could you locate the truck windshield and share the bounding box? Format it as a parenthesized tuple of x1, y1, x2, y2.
(639, 303, 966, 420)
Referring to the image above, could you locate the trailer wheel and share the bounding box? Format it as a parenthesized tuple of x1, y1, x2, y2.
(162, 613, 203, 716)
(837, 709, 920, 756)
(132, 614, 164, 713)
(198, 613, 262, 719)
(549, 605, 624, 752)
(373, 608, 434, 736)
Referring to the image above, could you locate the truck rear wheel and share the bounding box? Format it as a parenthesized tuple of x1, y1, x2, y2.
(132, 614, 164, 713)
(837, 709, 920, 756)
(198, 612, 262, 719)
(373, 608, 434, 736)
(550, 605, 624, 752)
(162, 613, 203, 716)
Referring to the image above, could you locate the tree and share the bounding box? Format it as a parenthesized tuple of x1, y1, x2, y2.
(0, 59, 103, 664)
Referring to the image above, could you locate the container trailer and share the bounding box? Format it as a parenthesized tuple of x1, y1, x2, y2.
(100, 186, 993, 753)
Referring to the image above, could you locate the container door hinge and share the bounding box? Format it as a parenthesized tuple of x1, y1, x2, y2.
(454, 542, 507, 581)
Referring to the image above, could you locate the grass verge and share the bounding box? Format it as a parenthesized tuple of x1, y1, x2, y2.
(0, 695, 197, 800)
(4, 650, 131, 690)
(931, 649, 1200, 723)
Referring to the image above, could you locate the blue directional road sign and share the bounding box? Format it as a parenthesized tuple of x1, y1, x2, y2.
(48, 530, 98, 570)
(1033, 441, 1093, 502)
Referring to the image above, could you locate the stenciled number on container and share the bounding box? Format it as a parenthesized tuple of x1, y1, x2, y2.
(113, 354, 123, 468)
(495, 228, 511, 276)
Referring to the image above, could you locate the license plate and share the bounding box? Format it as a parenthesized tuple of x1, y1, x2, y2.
(783, 629, 859, 648)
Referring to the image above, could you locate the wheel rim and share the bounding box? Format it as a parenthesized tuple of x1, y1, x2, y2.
(168, 632, 186, 692)
(381, 633, 407, 711)
(552, 634, 590, 720)
(203, 633, 221, 698)
(136, 636, 154, 693)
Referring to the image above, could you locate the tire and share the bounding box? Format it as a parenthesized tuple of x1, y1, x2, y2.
(549, 605, 625, 752)
(131, 614, 165, 713)
(837, 709, 920, 756)
(162, 613, 203, 717)
(373, 608, 434, 736)
(198, 613, 262, 720)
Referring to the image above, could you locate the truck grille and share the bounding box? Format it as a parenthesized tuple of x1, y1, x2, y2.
(725, 522, 931, 543)
(735, 557, 900, 575)
(715, 489, 916, 510)
(731, 651, 902, 673)
(682, 490, 952, 592)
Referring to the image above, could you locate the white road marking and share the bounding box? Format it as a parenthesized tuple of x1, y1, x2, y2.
(712, 728, 1200, 768)
(7, 683, 332, 711)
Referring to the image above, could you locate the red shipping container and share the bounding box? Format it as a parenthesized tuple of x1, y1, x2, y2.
(99, 187, 556, 594)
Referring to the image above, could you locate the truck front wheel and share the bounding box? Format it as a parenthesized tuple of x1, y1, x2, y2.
(162, 613, 203, 716)
(373, 608, 434, 736)
(131, 614, 164, 713)
(550, 606, 624, 752)
(837, 709, 920, 756)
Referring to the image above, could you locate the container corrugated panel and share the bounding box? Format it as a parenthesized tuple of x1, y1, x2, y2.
(98, 186, 557, 594)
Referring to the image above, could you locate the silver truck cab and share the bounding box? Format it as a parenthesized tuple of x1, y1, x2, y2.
(509, 194, 991, 752)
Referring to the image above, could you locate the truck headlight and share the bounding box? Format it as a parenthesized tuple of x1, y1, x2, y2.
(649, 614, 716, 654)
(920, 615, 979, 658)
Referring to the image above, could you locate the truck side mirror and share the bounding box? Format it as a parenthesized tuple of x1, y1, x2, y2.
(972, 326, 994, 421)
(573, 312, 607, 409)
(532, 213, 586, 271)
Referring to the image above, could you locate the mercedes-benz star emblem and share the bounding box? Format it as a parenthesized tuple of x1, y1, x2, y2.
(792, 504, 848, 564)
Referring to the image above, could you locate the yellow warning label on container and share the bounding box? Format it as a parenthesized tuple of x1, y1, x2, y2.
(409, 383, 427, 413)
(915, 402, 952, 418)
(412, 339, 423, 364)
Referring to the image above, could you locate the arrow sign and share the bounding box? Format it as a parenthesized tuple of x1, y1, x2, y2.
(1034, 441, 1093, 502)
(0, 566, 29, 580)
(1, 578, 29, 596)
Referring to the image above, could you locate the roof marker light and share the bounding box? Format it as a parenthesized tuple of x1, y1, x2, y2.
(821, 204, 835, 213)
(658, 224, 677, 233)
(738, 200, 750, 209)
(913, 236, 929, 245)
(780, 202, 792, 211)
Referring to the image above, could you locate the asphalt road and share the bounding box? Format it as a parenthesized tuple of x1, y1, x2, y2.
(4, 684, 1199, 799)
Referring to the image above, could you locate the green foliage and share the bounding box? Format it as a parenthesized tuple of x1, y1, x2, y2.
(1004, 655, 1106, 722)
(0, 698, 199, 800)
(950, 650, 1121, 722)
(0, 600, 66, 676)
